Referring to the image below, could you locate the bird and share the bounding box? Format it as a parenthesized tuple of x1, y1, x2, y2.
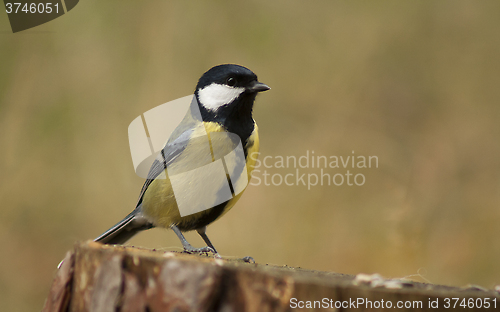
(94, 64, 270, 255)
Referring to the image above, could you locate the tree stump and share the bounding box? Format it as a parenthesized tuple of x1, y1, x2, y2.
(42, 241, 499, 311)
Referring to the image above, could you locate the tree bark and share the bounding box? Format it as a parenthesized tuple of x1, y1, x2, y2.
(43, 241, 499, 311)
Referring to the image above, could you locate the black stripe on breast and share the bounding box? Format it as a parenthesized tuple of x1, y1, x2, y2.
(176, 200, 228, 231)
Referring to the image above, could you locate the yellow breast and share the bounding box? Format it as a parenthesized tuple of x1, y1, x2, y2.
(141, 122, 259, 229)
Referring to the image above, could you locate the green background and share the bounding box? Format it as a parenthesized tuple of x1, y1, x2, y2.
(1, 1, 500, 311)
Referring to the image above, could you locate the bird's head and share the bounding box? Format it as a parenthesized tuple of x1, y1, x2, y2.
(195, 64, 270, 117)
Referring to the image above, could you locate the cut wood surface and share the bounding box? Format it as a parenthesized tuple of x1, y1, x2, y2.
(43, 241, 499, 311)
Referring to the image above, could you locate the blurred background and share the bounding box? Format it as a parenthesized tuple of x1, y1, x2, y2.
(1, 1, 500, 310)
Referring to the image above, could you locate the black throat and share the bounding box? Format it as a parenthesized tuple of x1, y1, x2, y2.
(197, 92, 256, 145)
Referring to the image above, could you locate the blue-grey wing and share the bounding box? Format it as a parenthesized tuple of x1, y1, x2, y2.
(135, 128, 194, 207)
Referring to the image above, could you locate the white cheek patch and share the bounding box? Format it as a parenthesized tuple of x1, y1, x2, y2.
(198, 83, 245, 111)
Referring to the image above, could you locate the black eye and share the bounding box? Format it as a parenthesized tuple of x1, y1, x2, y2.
(226, 77, 236, 87)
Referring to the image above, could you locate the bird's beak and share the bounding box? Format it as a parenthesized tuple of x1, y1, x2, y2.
(248, 81, 271, 93)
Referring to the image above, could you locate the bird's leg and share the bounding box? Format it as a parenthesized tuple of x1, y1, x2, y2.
(171, 224, 215, 254)
(196, 226, 218, 254)
(196, 227, 253, 262)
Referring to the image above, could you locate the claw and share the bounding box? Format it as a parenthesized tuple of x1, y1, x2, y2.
(183, 245, 216, 254)
(242, 256, 255, 263)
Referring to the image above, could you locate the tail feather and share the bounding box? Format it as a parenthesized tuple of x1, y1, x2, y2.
(94, 208, 154, 245)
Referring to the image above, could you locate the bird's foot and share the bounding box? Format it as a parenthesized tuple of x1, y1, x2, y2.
(241, 256, 255, 263)
(183, 245, 216, 255)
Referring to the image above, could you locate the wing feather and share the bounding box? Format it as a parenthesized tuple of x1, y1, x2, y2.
(135, 129, 193, 207)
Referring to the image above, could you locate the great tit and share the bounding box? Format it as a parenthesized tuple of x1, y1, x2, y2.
(94, 64, 270, 254)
